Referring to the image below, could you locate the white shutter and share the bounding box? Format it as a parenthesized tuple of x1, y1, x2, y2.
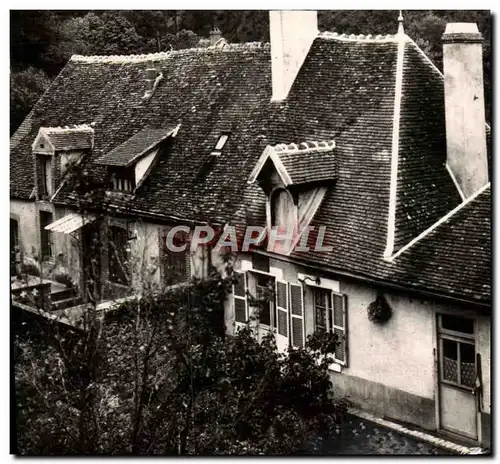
(332, 292, 348, 365)
(233, 271, 248, 324)
(276, 280, 289, 337)
(289, 283, 305, 348)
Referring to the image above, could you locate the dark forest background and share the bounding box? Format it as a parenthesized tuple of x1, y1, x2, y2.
(10, 10, 491, 135)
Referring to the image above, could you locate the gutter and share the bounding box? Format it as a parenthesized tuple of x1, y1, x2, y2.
(253, 249, 490, 310)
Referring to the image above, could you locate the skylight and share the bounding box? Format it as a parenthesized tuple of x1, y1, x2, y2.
(214, 134, 229, 151)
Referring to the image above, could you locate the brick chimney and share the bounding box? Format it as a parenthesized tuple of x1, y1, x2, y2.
(442, 23, 488, 198)
(270, 10, 318, 101)
(145, 60, 157, 92)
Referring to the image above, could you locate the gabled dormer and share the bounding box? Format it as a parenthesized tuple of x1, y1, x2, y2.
(248, 140, 336, 253)
(96, 124, 180, 196)
(32, 125, 94, 201)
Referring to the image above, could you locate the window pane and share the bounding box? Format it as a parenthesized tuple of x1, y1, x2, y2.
(215, 134, 229, 150)
(460, 343, 475, 387)
(440, 314, 474, 334)
(442, 338, 458, 383)
(260, 301, 271, 326)
(315, 304, 325, 330)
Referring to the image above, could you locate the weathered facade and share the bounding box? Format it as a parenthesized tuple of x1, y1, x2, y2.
(10, 11, 490, 448)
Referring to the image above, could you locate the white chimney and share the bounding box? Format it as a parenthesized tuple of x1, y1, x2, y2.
(442, 23, 488, 198)
(270, 10, 318, 101)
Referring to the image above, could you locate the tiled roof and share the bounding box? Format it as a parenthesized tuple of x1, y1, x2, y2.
(276, 141, 337, 185)
(11, 43, 275, 224)
(43, 126, 94, 151)
(10, 33, 490, 304)
(393, 41, 462, 252)
(96, 126, 179, 166)
(388, 185, 491, 303)
(10, 109, 35, 199)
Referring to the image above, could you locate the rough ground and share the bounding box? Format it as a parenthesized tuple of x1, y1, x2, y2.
(308, 413, 453, 455)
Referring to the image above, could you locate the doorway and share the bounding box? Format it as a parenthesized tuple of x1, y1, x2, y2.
(437, 313, 477, 440)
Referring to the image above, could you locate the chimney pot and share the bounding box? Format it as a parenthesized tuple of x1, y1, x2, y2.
(210, 27, 222, 46)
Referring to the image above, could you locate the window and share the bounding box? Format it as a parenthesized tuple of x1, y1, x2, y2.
(254, 273, 276, 328)
(161, 229, 189, 285)
(39, 155, 53, 197)
(211, 134, 229, 156)
(111, 170, 135, 192)
(270, 188, 295, 232)
(233, 271, 248, 323)
(39, 211, 54, 260)
(438, 314, 476, 389)
(312, 287, 347, 364)
(108, 226, 130, 285)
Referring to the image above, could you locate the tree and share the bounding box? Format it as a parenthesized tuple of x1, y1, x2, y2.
(13, 255, 347, 455)
(10, 67, 51, 135)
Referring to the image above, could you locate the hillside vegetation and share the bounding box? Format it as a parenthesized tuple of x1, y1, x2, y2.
(10, 10, 491, 135)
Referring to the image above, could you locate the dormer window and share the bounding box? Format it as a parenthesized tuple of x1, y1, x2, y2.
(38, 155, 53, 198)
(270, 188, 296, 231)
(96, 125, 180, 193)
(32, 125, 94, 201)
(211, 133, 230, 156)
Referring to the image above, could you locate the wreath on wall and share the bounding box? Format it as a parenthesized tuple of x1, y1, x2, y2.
(367, 294, 392, 324)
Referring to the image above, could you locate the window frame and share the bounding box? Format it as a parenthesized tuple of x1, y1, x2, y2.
(248, 269, 276, 330)
(111, 170, 136, 193)
(108, 225, 130, 285)
(311, 286, 348, 366)
(437, 314, 476, 391)
(233, 271, 248, 326)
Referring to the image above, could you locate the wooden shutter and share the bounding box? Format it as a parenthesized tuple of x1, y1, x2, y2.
(332, 292, 348, 365)
(233, 271, 248, 324)
(276, 280, 288, 337)
(289, 283, 305, 348)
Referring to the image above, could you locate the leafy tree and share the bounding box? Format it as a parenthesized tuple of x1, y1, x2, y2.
(10, 67, 51, 135)
(14, 263, 347, 455)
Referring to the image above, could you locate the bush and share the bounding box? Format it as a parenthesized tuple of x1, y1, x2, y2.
(14, 270, 346, 455)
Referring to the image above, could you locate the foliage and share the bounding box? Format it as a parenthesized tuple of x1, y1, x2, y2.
(367, 294, 392, 324)
(10, 10, 492, 135)
(14, 266, 346, 455)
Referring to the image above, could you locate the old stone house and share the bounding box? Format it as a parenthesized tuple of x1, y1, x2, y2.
(10, 11, 490, 447)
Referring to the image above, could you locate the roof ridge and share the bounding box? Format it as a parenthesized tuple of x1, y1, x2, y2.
(44, 124, 94, 133)
(70, 42, 270, 63)
(273, 140, 336, 154)
(387, 182, 491, 262)
(319, 31, 402, 43)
